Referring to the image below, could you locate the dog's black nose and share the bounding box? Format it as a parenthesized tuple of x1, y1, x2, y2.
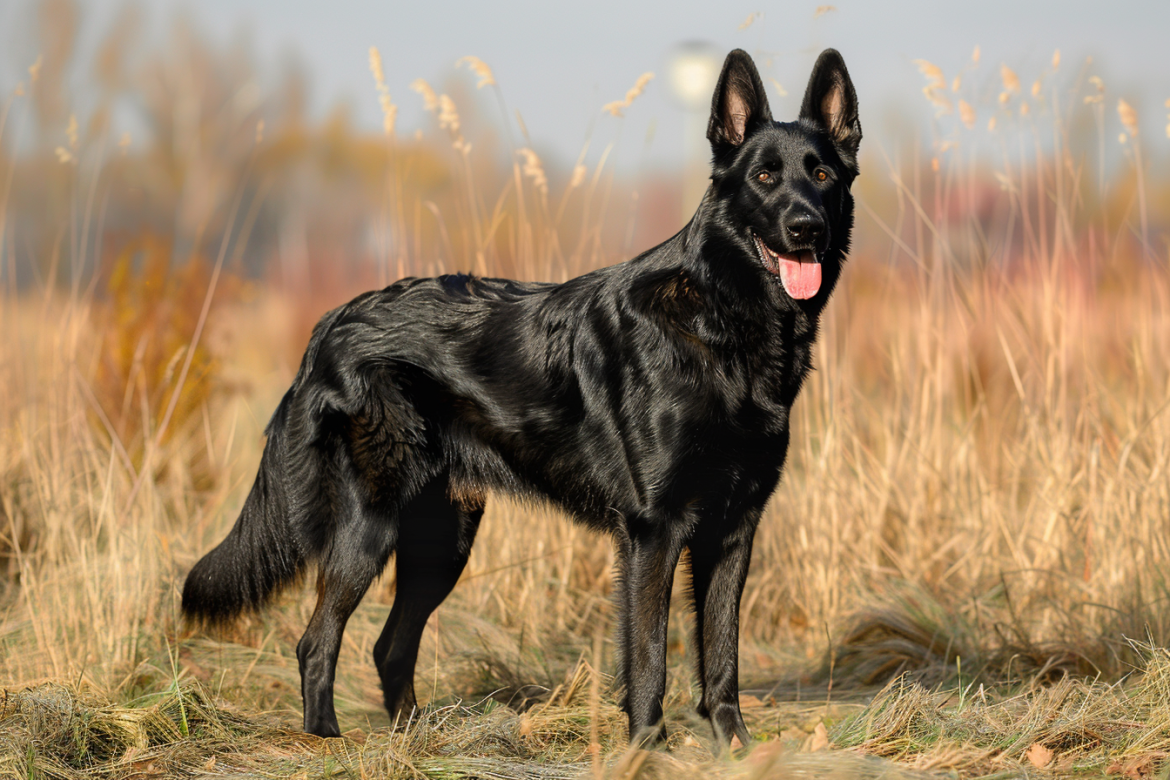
(785, 214, 824, 244)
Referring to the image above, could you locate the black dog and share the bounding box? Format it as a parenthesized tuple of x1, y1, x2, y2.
(183, 48, 860, 747)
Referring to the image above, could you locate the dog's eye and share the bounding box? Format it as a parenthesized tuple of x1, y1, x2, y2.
(814, 169, 829, 182)
(757, 171, 771, 183)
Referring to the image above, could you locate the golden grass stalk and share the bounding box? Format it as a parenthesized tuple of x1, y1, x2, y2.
(1118, 98, 1138, 136)
(568, 164, 587, 190)
(456, 55, 496, 89)
(1000, 64, 1020, 94)
(601, 73, 654, 118)
(438, 94, 460, 134)
(368, 45, 385, 89)
(411, 78, 439, 113)
(368, 45, 397, 136)
(913, 60, 952, 116)
(738, 11, 761, 30)
(958, 100, 976, 129)
(911, 59, 944, 90)
(517, 148, 548, 198)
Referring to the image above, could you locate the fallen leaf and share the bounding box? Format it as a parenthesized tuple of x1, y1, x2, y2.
(779, 727, 806, 744)
(1106, 754, 1164, 779)
(804, 722, 831, 752)
(1026, 743, 1054, 769)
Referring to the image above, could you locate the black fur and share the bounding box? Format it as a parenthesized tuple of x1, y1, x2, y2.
(182, 48, 861, 747)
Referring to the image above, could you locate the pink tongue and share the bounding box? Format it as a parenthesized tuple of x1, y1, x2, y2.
(778, 256, 822, 299)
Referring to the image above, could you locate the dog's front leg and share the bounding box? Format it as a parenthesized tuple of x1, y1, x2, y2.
(689, 525, 755, 750)
(615, 524, 683, 746)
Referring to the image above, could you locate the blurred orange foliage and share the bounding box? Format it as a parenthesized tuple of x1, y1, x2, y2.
(91, 233, 245, 476)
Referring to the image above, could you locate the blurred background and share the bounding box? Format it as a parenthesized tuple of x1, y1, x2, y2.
(3, 0, 1170, 756)
(1, 0, 1167, 305)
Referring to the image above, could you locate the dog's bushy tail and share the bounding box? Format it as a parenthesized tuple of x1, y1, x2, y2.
(182, 396, 307, 624)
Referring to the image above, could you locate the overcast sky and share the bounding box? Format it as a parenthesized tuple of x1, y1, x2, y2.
(2, 0, 1168, 173)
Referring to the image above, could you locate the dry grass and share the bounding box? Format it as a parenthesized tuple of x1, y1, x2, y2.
(3, 9, 1170, 778)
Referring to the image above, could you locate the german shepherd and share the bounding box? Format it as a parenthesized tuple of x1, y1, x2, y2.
(183, 47, 861, 747)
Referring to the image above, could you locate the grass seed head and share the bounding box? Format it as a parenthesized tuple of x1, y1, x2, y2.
(368, 46, 396, 135)
(959, 100, 976, 128)
(1000, 64, 1020, 94)
(438, 94, 460, 133)
(368, 46, 385, 89)
(517, 147, 548, 197)
(411, 78, 438, 112)
(912, 59, 945, 90)
(1118, 98, 1139, 136)
(379, 94, 397, 135)
(602, 72, 654, 117)
(913, 60, 950, 115)
(456, 55, 496, 88)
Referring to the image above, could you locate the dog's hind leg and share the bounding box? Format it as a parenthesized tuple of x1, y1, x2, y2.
(688, 523, 756, 750)
(373, 478, 483, 723)
(296, 506, 397, 738)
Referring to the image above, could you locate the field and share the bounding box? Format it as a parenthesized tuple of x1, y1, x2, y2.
(3, 10, 1170, 779)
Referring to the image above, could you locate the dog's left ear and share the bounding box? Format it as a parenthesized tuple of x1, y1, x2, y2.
(708, 49, 772, 150)
(799, 49, 862, 166)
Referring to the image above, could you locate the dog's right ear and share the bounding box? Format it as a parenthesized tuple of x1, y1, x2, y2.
(707, 49, 772, 151)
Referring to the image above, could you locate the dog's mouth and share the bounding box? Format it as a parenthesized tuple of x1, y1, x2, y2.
(753, 234, 821, 300)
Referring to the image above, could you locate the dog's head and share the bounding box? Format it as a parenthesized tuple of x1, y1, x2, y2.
(703, 48, 861, 313)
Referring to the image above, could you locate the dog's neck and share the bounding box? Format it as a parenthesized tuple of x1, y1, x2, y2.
(673, 186, 823, 348)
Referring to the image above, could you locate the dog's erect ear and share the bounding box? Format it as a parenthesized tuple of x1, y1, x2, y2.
(799, 49, 862, 162)
(707, 49, 772, 149)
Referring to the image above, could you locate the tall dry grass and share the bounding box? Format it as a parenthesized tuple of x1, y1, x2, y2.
(2, 12, 1170, 776)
